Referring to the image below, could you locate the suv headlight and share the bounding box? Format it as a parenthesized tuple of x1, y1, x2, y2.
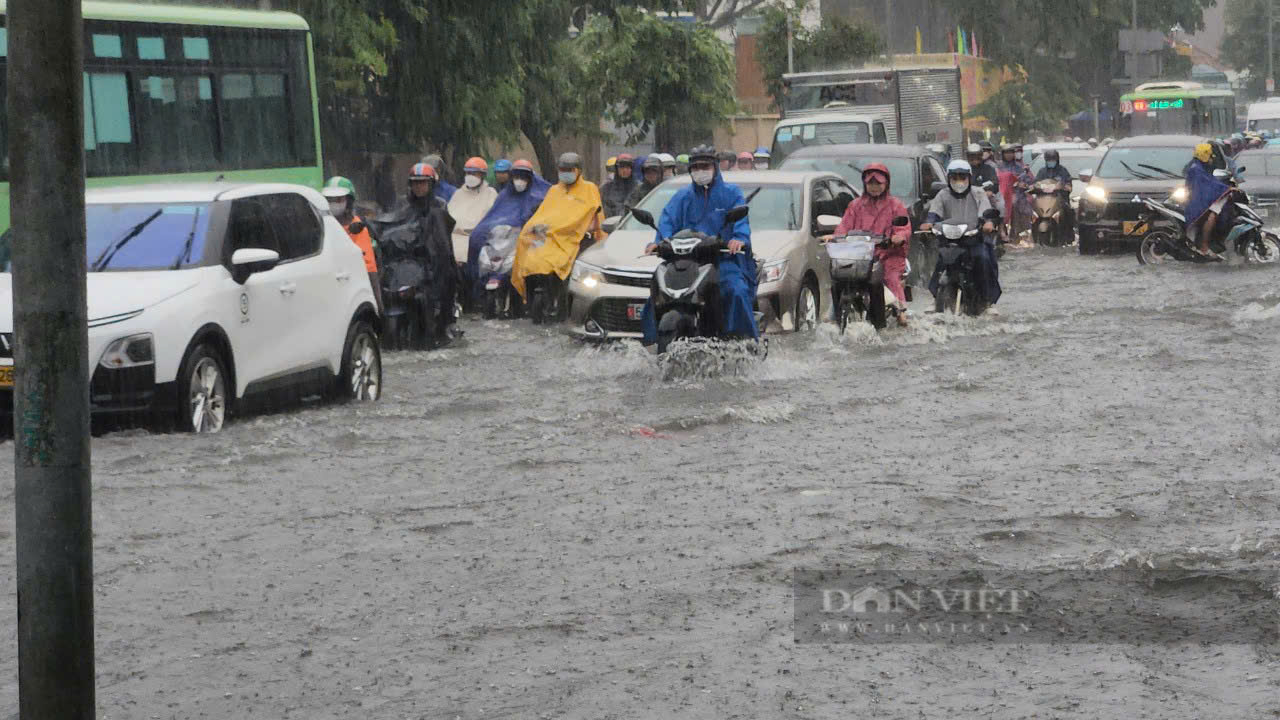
(571, 261, 604, 289)
(759, 259, 788, 284)
(1084, 186, 1108, 204)
(99, 333, 154, 369)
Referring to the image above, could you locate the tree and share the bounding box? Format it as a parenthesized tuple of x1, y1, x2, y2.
(965, 60, 1081, 139)
(754, 0, 885, 111)
(1222, 0, 1270, 96)
(577, 8, 740, 150)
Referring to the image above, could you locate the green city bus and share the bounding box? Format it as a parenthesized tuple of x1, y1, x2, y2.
(0, 1, 323, 231)
(1119, 81, 1236, 138)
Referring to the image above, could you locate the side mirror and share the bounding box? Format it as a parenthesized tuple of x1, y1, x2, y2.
(929, 181, 946, 198)
(891, 216, 910, 227)
(602, 215, 621, 233)
(230, 248, 280, 284)
(723, 205, 750, 224)
(816, 214, 841, 234)
(1078, 168, 1094, 182)
(1237, 165, 1248, 174)
(629, 208, 658, 229)
(348, 220, 366, 235)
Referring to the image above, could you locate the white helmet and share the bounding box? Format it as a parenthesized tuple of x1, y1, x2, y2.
(946, 159, 972, 175)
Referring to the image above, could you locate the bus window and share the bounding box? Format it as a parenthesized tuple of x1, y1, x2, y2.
(873, 122, 888, 143)
(135, 74, 218, 174)
(221, 73, 293, 167)
(84, 72, 134, 177)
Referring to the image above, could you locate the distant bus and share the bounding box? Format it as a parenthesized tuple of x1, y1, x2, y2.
(1119, 81, 1236, 137)
(0, 1, 323, 231)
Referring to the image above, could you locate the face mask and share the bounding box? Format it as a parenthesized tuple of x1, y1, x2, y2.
(1015, 151, 1024, 161)
(754, 161, 768, 170)
(950, 179, 970, 194)
(513, 179, 529, 192)
(691, 169, 714, 186)
(1046, 161, 1058, 169)
(464, 175, 483, 189)
(328, 199, 348, 216)
(559, 171, 578, 185)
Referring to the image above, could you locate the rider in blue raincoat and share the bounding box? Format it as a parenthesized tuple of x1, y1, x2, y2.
(1184, 142, 1233, 259)
(466, 159, 551, 302)
(641, 145, 758, 344)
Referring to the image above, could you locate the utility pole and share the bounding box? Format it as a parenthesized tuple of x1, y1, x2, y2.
(9, 0, 94, 718)
(786, 9, 794, 74)
(884, 0, 894, 67)
(1270, 0, 1276, 95)
(1132, 0, 1138, 29)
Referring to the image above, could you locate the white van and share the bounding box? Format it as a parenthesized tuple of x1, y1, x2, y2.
(770, 112, 888, 167)
(1246, 99, 1280, 133)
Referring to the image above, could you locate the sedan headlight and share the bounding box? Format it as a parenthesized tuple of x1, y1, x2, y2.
(1084, 185, 1108, 204)
(759, 259, 788, 284)
(1170, 186, 1189, 203)
(571, 261, 604, 289)
(99, 333, 154, 369)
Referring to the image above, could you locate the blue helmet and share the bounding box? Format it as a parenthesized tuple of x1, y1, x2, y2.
(494, 158, 512, 173)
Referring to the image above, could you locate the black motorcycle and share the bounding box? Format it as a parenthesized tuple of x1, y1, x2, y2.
(930, 212, 998, 317)
(826, 216, 911, 333)
(367, 217, 455, 350)
(629, 205, 762, 355)
(1135, 169, 1280, 265)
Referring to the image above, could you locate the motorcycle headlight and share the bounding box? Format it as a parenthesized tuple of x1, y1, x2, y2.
(99, 333, 154, 369)
(759, 259, 788, 284)
(571, 261, 604, 289)
(1084, 185, 1108, 204)
(1170, 186, 1189, 204)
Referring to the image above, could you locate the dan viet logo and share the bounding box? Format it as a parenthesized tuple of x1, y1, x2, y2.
(822, 585, 1031, 615)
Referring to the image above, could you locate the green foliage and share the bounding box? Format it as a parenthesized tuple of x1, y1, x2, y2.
(577, 8, 740, 146)
(754, 0, 885, 111)
(1222, 0, 1270, 96)
(966, 60, 1081, 138)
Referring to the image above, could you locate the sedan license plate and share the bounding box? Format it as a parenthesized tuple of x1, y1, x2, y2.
(0, 366, 13, 388)
(1123, 220, 1149, 236)
(626, 303, 645, 321)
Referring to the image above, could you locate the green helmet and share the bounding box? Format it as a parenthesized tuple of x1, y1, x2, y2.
(322, 176, 356, 200)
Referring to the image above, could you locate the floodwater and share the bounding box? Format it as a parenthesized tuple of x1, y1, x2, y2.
(2, 247, 1280, 718)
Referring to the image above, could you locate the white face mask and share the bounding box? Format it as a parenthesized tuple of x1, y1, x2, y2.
(754, 160, 769, 170)
(513, 179, 529, 193)
(950, 179, 970, 194)
(691, 169, 714, 186)
(464, 174, 483, 189)
(1015, 151, 1024, 161)
(328, 199, 348, 216)
(559, 171, 578, 185)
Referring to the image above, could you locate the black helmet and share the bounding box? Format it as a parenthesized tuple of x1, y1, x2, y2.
(689, 144, 717, 164)
(717, 150, 736, 163)
(979, 140, 994, 152)
(1044, 149, 1061, 162)
(557, 152, 581, 170)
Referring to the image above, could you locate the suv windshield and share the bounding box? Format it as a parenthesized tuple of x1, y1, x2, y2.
(780, 156, 915, 199)
(1095, 147, 1194, 180)
(617, 183, 802, 233)
(771, 122, 870, 165)
(87, 202, 213, 271)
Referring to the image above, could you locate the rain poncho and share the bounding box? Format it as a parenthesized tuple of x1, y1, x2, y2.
(833, 163, 911, 305)
(640, 165, 757, 343)
(1185, 159, 1231, 227)
(370, 192, 459, 330)
(998, 159, 1034, 230)
(447, 183, 499, 264)
(600, 172, 638, 218)
(466, 174, 551, 299)
(434, 179, 457, 203)
(511, 177, 604, 299)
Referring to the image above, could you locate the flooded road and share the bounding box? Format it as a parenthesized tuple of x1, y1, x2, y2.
(3, 248, 1280, 719)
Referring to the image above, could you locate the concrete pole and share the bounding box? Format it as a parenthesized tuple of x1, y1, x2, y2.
(786, 10, 794, 74)
(1270, 0, 1275, 95)
(8, 0, 94, 718)
(1132, 0, 1138, 29)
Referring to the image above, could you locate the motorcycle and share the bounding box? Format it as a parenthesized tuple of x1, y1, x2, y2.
(1135, 170, 1280, 265)
(930, 212, 999, 317)
(522, 225, 579, 326)
(827, 216, 912, 334)
(368, 217, 456, 350)
(628, 205, 765, 356)
(476, 225, 520, 319)
(1029, 179, 1072, 247)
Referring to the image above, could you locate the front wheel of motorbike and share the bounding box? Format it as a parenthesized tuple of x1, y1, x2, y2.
(837, 298, 852, 335)
(1137, 231, 1175, 265)
(1243, 232, 1280, 264)
(935, 283, 959, 315)
(484, 289, 500, 319)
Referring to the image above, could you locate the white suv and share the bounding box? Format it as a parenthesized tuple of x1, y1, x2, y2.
(0, 183, 382, 433)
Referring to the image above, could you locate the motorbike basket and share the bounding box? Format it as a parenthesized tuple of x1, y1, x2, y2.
(828, 240, 875, 282)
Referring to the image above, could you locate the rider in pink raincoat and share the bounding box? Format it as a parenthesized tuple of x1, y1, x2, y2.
(832, 162, 912, 326)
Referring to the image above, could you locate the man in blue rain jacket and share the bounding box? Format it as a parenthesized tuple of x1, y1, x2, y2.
(641, 145, 758, 345)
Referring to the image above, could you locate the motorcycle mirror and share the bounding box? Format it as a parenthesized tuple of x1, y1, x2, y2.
(892, 216, 910, 227)
(723, 205, 749, 225)
(348, 221, 366, 235)
(602, 215, 621, 233)
(815, 214, 841, 234)
(1236, 165, 1248, 174)
(1078, 168, 1094, 183)
(629, 208, 658, 229)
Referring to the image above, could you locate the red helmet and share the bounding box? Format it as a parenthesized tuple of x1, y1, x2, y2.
(464, 156, 488, 172)
(617, 153, 635, 164)
(409, 163, 437, 181)
(512, 159, 535, 172)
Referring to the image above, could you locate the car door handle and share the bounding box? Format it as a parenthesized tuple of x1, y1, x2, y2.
(335, 271, 351, 282)
(279, 283, 297, 295)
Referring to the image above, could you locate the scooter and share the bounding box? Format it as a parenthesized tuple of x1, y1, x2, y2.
(930, 213, 998, 317)
(477, 225, 520, 319)
(522, 225, 581, 326)
(369, 220, 454, 350)
(827, 216, 912, 334)
(628, 205, 765, 356)
(1029, 179, 1072, 247)
(1135, 169, 1280, 265)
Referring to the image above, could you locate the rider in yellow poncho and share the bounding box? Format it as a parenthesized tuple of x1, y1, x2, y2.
(512, 152, 605, 300)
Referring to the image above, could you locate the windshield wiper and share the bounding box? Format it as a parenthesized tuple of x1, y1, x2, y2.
(847, 162, 865, 175)
(170, 208, 204, 269)
(1118, 160, 1156, 180)
(1136, 163, 1183, 179)
(91, 209, 163, 271)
